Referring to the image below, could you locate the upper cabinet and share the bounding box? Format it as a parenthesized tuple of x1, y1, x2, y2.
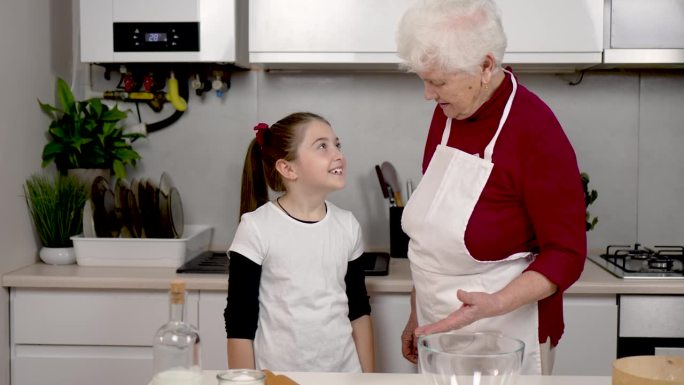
(604, 0, 684, 65)
(498, 0, 603, 68)
(249, 0, 603, 70)
(249, 0, 409, 68)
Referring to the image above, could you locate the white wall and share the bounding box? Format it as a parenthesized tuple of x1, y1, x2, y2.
(121, 69, 683, 257)
(126, 70, 433, 251)
(0, 1, 75, 384)
(520, 71, 641, 251)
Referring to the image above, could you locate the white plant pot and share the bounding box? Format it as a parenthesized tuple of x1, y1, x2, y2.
(39, 247, 76, 265)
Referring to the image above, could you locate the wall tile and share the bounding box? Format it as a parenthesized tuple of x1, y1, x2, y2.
(638, 72, 684, 244)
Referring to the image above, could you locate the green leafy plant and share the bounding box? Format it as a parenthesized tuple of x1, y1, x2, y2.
(38, 77, 144, 179)
(24, 174, 89, 248)
(581, 172, 598, 231)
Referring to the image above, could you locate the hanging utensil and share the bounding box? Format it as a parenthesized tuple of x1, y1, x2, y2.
(406, 179, 414, 201)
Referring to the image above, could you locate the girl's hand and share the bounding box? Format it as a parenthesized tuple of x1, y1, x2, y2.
(414, 289, 503, 336)
(401, 312, 419, 363)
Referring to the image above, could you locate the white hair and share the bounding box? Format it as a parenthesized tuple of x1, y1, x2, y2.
(396, 0, 507, 74)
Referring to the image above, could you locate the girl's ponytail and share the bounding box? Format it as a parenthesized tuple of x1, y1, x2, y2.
(238, 113, 328, 217)
(239, 138, 269, 217)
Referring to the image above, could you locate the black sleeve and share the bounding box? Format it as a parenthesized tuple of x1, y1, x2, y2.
(224, 251, 262, 339)
(345, 257, 371, 321)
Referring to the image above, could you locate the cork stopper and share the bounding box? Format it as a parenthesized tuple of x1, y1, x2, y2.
(170, 279, 186, 304)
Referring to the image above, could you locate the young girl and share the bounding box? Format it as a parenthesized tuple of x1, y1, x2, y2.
(224, 112, 374, 372)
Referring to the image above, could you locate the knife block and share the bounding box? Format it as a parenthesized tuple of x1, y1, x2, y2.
(389, 207, 409, 258)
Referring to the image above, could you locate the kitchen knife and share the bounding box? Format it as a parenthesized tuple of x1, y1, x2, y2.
(374, 165, 389, 199)
(386, 184, 397, 207)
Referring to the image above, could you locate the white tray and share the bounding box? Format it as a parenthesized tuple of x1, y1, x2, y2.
(72, 224, 213, 268)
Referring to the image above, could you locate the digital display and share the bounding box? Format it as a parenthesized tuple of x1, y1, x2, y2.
(144, 33, 168, 43)
(114, 22, 198, 52)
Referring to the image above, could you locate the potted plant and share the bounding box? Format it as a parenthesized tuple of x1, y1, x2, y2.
(582, 172, 598, 231)
(38, 77, 145, 180)
(23, 174, 89, 264)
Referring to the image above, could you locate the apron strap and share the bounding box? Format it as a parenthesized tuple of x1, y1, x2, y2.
(483, 70, 517, 160)
(440, 70, 518, 161)
(440, 118, 452, 145)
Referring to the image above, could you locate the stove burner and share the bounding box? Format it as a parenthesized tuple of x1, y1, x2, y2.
(619, 248, 653, 260)
(648, 256, 674, 270)
(610, 243, 655, 260)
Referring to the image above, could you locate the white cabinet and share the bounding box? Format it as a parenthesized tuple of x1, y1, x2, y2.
(609, 0, 684, 49)
(497, 0, 603, 65)
(198, 291, 228, 370)
(249, 0, 411, 66)
(370, 293, 416, 373)
(12, 345, 152, 385)
(554, 294, 617, 375)
(10, 288, 199, 385)
(205, 290, 617, 374)
(201, 291, 419, 373)
(8, 287, 618, 381)
(249, 0, 603, 69)
(604, 0, 684, 64)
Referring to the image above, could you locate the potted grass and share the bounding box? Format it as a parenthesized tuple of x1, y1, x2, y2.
(38, 77, 145, 182)
(24, 174, 89, 264)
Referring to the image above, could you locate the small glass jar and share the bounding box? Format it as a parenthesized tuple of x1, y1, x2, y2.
(216, 369, 265, 385)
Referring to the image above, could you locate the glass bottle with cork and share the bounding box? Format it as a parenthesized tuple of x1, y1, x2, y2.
(152, 279, 202, 385)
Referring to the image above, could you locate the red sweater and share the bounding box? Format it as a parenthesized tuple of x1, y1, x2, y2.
(422, 72, 587, 346)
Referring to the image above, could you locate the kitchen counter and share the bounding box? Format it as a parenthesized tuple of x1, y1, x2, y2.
(201, 371, 611, 385)
(3, 258, 684, 294)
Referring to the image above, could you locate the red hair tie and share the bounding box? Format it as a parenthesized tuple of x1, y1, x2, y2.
(253, 122, 269, 147)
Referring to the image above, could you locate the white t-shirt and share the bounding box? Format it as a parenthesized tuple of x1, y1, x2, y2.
(229, 201, 364, 372)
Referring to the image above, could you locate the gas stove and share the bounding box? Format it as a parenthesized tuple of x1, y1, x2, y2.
(588, 243, 684, 279)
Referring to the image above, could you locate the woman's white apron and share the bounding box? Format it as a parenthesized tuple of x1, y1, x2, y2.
(401, 72, 542, 374)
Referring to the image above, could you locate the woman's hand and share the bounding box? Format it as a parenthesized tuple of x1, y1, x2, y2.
(415, 271, 558, 336)
(401, 312, 419, 363)
(414, 289, 504, 336)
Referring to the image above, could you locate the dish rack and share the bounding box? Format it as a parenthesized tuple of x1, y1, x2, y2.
(71, 224, 213, 268)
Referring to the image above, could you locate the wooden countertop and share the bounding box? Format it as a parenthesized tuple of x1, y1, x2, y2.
(3, 258, 684, 294)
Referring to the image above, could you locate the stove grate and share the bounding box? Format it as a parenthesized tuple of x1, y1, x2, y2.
(176, 251, 228, 274)
(176, 251, 390, 276)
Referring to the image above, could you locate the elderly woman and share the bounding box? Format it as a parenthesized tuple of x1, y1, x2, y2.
(396, 0, 586, 375)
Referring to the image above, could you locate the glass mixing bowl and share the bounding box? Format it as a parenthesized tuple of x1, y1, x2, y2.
(417, 331, 525, 385)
